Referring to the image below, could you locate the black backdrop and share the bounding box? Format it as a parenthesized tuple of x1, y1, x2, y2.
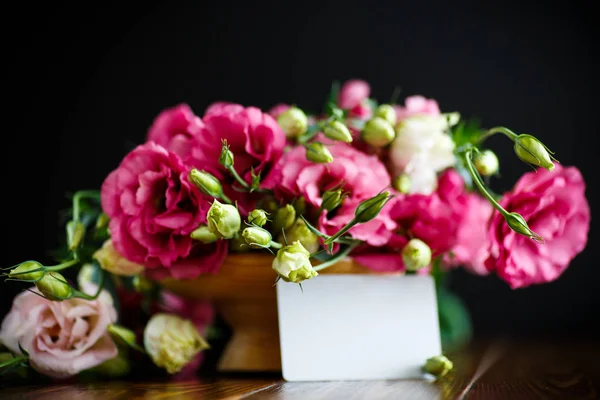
(1, 0, 598, 338)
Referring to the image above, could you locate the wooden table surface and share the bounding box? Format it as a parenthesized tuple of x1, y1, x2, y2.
(2, 337, 599, 399)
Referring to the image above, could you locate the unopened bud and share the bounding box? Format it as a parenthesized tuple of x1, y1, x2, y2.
(242, 226, 272, 248)
(272, 241, 318, 283)
(402, 238, 432, 271)
(473, 149, 499, 177)
(207, 200, 241, 239)
(305, 142, 334, 164)
(321, 188, 345, 211)
(9, 261, 44, 281)
(323, 120, 353, 143)
(190, 225, 218, 243)
(35, 272, 73, 301)
(505, 212, 544, 242)
(248, 209, 269, 227)
(354, 191, 392, 223)
(132, 274, 153, 293)
(219, 141, 235, 169)
(424, 355, 453, 377)
(77, 263, 95, 288)
(513, 134, 555, 171)
(280, 218, 319, 254)
(274, 204, 296, 232)
(66, 221, 85, 251)
(292, 196, 307, 216)
(189, 169, 223, 198)
(362, 117, 395, 147)
(277, 106, 308, 138)
(393, 174, 411, 194)
(443, 112, 461, 127)
(96, 212, 109, 230)
(375, 104, 397, 126)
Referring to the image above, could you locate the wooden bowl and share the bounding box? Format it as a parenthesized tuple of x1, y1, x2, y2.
(161, 253, 378, 372)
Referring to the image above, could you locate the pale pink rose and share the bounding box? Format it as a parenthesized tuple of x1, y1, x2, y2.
(160, 292, 214, 381)
(486, 165, 590, 289)
(263, 140, 391, 207)
(447, 194, 493, 275)
(338, 79, 372, 120)
(101, 142, 227, 279)
(351, 170, 468, 271)
(0, 286, 118, 378)
(268, 103, 291, 119)
(146, 104, 204, 162)
(393, 95, 440, 122)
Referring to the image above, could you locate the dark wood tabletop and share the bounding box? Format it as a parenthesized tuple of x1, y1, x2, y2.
(2, 337, 599, 399)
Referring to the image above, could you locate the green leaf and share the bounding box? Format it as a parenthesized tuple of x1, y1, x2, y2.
(451, 118, 482, 149)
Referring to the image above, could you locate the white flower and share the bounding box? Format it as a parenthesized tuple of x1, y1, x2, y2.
(272, 241, 318, 283)
(143, 313, 209, 374)
(389, 115, 456, 195)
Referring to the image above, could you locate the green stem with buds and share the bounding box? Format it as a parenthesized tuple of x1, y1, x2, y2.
(313, 243, 358, 272)
(478, 126, 518, 144)
(72, 190, 101, 223)
(324, 218, 357, 245)
(226, 166, 271, 194)
(462, 148, 509, 218)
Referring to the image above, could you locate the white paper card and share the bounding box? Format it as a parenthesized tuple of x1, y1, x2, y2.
(277, 274, 441, 381)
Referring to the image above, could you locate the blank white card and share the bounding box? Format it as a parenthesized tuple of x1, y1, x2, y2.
(277, 274, 441, 381)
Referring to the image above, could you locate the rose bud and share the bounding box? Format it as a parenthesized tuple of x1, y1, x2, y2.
(505, 212, 543, 242)
(305, 142, 334, 164)
(207, 200, 241, 239)
(35, 272, 73, 301)
(143, 313, 209, 374)
(274, 204, 296, 233)
(248, 209, 269, 227)
(242, 226, 272, 248)
(513, 134, 555, 171)
(424, 355, 453, 377)
(279, 218, 319, 254)
(402, 238, 432, 271)
(190, 225, 218, 243)
(219, 141, 235, 169)
(277, 106, 308, 138)
(188, 168, 223, 198)
(393, 173, 411, 194)
(375, 104, 397, 126)
(94, 239, 145, 276)
(321, 188, 345, 212)
(473, 149, 499, 177)
(9, 261, 44, 282)
(66, 220, 85, 251)
(362, 117, 395, 147)
(272, 241, 318, 283)
(354, 191, 393, 223)
(323, 120, 353, 143)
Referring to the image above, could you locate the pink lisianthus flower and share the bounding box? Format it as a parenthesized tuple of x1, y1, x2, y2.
(0, 285, 118, 379)
(485, 165, 590, 289)
(338, 79, 372, 120)
(393, 95, 440, 122)
(159, 292, 214, 381)
(146, 104, 204, 162)
(101, 142, 227, 280)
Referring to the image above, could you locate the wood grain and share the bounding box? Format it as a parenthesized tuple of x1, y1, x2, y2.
(2, 338, 600, 399)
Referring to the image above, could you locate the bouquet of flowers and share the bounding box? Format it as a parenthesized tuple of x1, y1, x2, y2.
(0, 79, 590, 381)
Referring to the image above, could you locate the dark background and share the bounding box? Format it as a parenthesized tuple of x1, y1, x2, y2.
(1, 1, 598, 339)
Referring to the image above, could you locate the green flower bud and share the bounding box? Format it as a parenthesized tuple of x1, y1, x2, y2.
(242, 226, 272, 248)
(362, 117, 395, 147)
(305, 142, 334, 164)
(132, 274, 153, 293)
(505, 212, 543, 242)
(277, 106, 308, 138)
(248, 209, 269, 227)
(274, 204, 296, 233)
(424, 355, 453, 377)
(35, 272, 73, 301)
(392, 174, 411, 194)
(354, 191, 392, 223)
(323, 120, 353, 143)
(96, 212, 109, 230)
(9, 261, 44, 281)
(443, 112, 461, 127)
(66, 220, 85, 251)
(108, 324, 139, 349)
(77, 263, 95, 288)
(402, 239, 432, 271)
(190, 225, 219, 243)
(375, 104, 397, 126)
(272, 241, 318, 283)
(219, 141, 235, 169)
(279, 218, 319, 254)
(513, 134, 555, 171)
(189, 169, 223, 198)
(473, 149, 499, 177)
(321, 188, 345, 212)
(207, 200, 241, 239)
(292, 196, 307, 216)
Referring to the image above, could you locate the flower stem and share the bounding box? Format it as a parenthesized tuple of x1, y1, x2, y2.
(269, 241, 283, 249)
(462, 149, 509, 218)
(0, 355, 28, 370)
(227, 166, 271, 194)
(478, 126, 518, 144)
(313, 243, 358, 272)
(324, 218, 356, 245)
(72, 190, 101, 222)
(44, 258, 80, 272)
